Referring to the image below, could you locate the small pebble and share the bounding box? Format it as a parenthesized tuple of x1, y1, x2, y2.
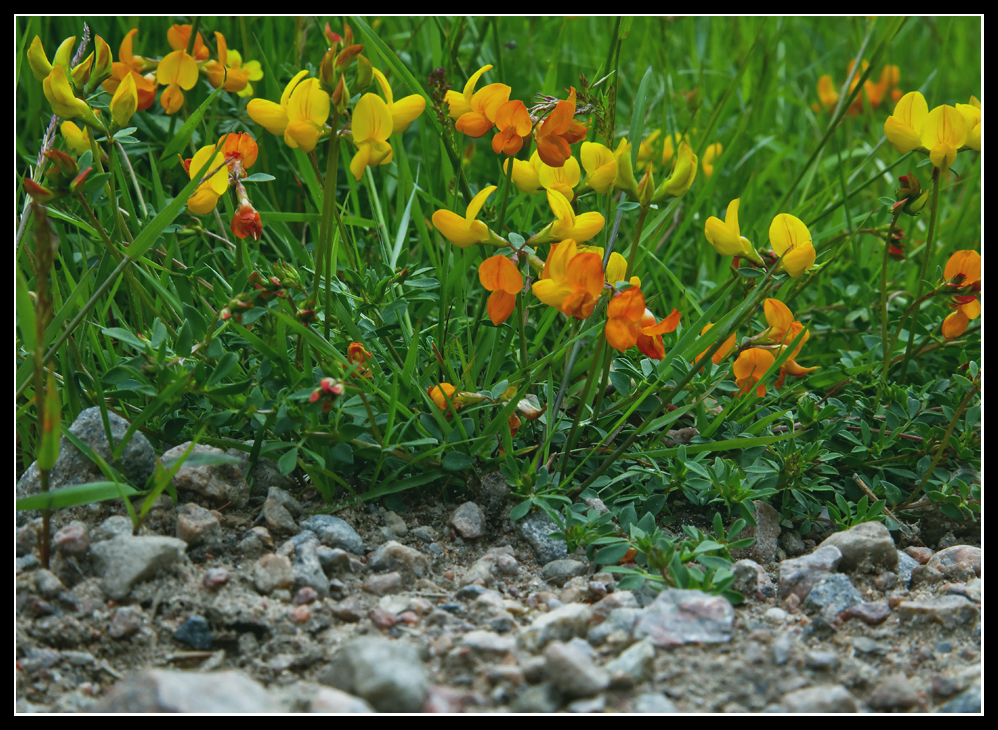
(369, 607, 398, 629)
(173, 616, 212, 651)
(290, 605, 311, 622)
(53, 522, 90, 556)
(293, 586, 319, 605)
(202, 567, 230, 589)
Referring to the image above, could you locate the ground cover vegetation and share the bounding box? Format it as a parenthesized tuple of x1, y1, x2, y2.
(16, 16, 981, 602)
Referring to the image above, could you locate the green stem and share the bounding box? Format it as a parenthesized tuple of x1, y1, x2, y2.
(314, 111, 341, 342)
(624, 204, 649, 280)
(901, 166, 940, 379)
(875, 210, 902, 413)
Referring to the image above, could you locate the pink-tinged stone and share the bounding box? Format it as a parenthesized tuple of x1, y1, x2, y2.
(369, 606, 398, 629)
(330, 597, 368, 623)
(896, 595, 980, 630)
(253, 553, 294, 594)
(176, 503, 222, 546)
(839, 601, 891, 625)
(293, 586, 319, 605)
(398, 611, 419, 625)
(633, 588, 734, 647)
(362, 571, 402, 595)
(904, 546, 933, 564)
(53, 521, 90, 556)
(202, 567, 231, 589)
(290, 605, 311, 622)
(927, 545, 981, 579)
(778, 545, 842, 600)
(450, 501, 486, 539)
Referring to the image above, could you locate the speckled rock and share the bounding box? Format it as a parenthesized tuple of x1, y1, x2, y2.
(52, 521, 90, 556)
(16, 407, 156, 503)
(778, 545, 842, 600)
(175, 503, 222, 546)
(604, 638, 655, 688)
(895, 595, 980, 630)
(780, 684, 858, 712)
(632, 588, 734, 647)
(515, 511, 568, 565)
(818, 521, 897, 573)
(867, 674, 920, 710)
(520, 602, 593, 651)
(290, 537, 329, 598)
(382, 510, 408, 537)
(253, 553, 294, 594)
(162, 443, 248, 509)
(299, 514, 364, 554)
(90, 535, 187, 600)
(108, 606, 145, 639)
(904, 546, 933, 564)
(450, 501, 486, 539)
(363, 572, 402, 595)
(803, 573, 864, 621)
(317, 637, 429, 713)
(368, 540, 429, 579)
(732, 559, 776, 600)
(926, 545, 981, 580)
(97, 669, 280, 712)
(896, 549, 920, 586)
(630, 692, 679, 713)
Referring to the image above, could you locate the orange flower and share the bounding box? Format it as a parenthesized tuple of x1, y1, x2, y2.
(167, 24, 209, 61)
(532, 239, 604, 319)
(733, 349, 775, 397)
(534, 87, 588, 168)
(694, 323, 737, 366)
(941, 250, 981, 340)
(347, 342, 374, 378)
(605, 287, 680, 360)
(230, 201, 262, 241)
(758, 299, 809, 361)
(479, 255, 523, 326)
(428, 383, 459, 412)
(222, 132, 259, 172)
(492, 100, 532, 156)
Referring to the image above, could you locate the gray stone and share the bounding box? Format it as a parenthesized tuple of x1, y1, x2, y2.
(97, 669, 280, 712)
(604, 638, 655, 688)
(52, 521, 90, 556)
(362, 572, 402, 595)
(162, 443, 248, 508)
(515, 511, 568, 565)
(938, 684, 981, 713)
(291, 538, 329, 598)
(318, 637, 428, 713)
(631, 692, 679, 713)
(16, 407, 156, 502)
(300, 514, 364, 554)
(262, 487, 301, 535)
(633, 588, 734, 647)
(90, 535, 187, 600)
(92, 515, 134, 542)
(459, 546, 515, 587)
(368, 540, 429, 579)
(513, 683, 562, 713)
(731, 500, 781, 564)
(450, 501, 486, 539)
(109, 606, 145, 639)
(779, 530, 806, 557)
(818, 521, 897, 573)
(896, 549, 919, 586)
(778, 545, 842, 600)
(34, 569, 64, 599)
(567, 695, 606, 713)
(541, 559, 588, 587)
(868, 674, 920, 710)
(803, 573, 864, 621)
(520, 602, 593, 651)
(545, 640, 610, 698)
(732, 559, 775, 600)
(780, 684, 858, 712)
(173, 616, 212, 651)
(382, 510, 408, 537)
(588, 607, 642, 646)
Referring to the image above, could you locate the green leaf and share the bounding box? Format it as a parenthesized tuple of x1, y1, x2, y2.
(509, 500, 532, 521)
(17, 481, 138, 511)
(628, 66, 655, 169)
(16, 269, 36, 353)
(595, 542, 632, 564)
(278, 447, 299, 476)
(38, 371, 61, 472)
(442, 451, 473, 472)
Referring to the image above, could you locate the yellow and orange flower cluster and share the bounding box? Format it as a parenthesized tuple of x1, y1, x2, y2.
(182, 133, 262, 235)
(732, 299, 817, 396)
(704, 201, 816, 279)
(940, 250, 981, 341)
(813, 61, 903, 116)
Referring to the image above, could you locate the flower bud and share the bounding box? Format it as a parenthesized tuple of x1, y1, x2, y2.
(230, 201, 263, 241)
(893, 172, 928, 216)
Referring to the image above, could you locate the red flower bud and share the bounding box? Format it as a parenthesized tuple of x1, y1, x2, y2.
(230, 201, 263, 241)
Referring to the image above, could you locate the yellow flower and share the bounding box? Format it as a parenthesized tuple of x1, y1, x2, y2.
(733, 349, 775, 397)
(532, 239, 605, 319)
(445, 64, 492, 119)
(655, 141, 697, 200)
(225, 49, 263, 98)
(186, 142, 231, 215)
(702, 143, 722, 178)
(428, 383, 459, 412)
(769, 214, 815, 279)
(612, 138, 639, 198)
(446, 64, 509, 138)
(110, 71, 138, 127)
(538, 155, 581, 201)
(156, 48, 199, 114)
(704, 199, 764, 265)
(957, 96, 981, 152)
(432, 185, 499, 247)
(43, 64, 101, 128)
(503, 151, 544, 194)
(348, 93, 394, 179)
(758, 299, 809, 360)
(60, 121, 90, 156)
(248, 71, 330, 154)
(920, 104, 967, 171)
(577, 246, 630, 286)
(580, 142, 617, 194)
(661, 131, 692, 168)
(371, 67, 426, 134)
(529, 189, 605, 245)
(884, 91, 928, 154)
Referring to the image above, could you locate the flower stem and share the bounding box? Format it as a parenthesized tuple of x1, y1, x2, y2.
(874, 209, 902, 414)
(315, 109, 341, 341)
(900, 166, 940, 379)
(624, 204, 649, 280)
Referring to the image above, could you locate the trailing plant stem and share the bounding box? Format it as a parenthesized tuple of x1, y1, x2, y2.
(901, 166, 940, 378)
